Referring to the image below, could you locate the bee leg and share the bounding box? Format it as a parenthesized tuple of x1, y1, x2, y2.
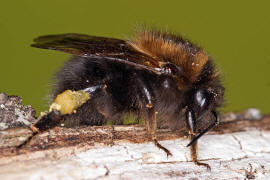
(186, 108, 211, 169)
(136, 77, 172, 157)
(190, 134, 211, 170)
(16, 110, 62, 149)
(145, 106, 172, 157)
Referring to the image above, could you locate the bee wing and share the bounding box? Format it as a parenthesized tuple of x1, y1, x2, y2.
(32, 33, 159, 68)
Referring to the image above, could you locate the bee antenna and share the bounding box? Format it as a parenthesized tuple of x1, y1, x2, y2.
(186, 111, 218, 147)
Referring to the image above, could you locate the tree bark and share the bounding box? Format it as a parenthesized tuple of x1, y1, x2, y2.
(0, 93, 269, 179)
(0, 114, 269, 179)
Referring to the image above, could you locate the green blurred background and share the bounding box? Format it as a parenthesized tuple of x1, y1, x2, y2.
(0, 0, 269, 115)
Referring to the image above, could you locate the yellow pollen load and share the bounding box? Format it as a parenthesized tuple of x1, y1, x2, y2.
(50, 90, 90, 115)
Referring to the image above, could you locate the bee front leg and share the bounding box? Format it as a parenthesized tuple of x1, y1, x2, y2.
(187, 109, 211, 170)
(190, 136, 211, 170)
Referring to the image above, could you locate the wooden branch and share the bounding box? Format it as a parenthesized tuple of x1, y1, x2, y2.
(0, 92, 270, 179)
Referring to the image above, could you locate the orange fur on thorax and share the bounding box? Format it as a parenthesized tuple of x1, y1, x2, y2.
(128, 31, 209, 83)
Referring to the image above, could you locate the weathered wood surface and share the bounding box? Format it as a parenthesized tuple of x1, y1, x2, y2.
(0, 112, 270, 179)
(1, 92, 270, 179)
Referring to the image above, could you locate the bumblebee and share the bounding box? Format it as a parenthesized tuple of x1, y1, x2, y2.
(31, 29, 224, 169)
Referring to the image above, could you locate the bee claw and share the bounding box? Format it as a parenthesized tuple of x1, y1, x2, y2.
(166, 151, 173, 158)
(194, 160, 211, 171)
(153, 139, 172, 158)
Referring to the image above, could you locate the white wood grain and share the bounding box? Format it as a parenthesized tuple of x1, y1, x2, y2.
(0, 128, 269, 179)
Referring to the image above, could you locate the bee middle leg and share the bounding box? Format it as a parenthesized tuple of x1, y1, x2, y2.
(144, 106, 172, 157)
(137, 78, 172, 157)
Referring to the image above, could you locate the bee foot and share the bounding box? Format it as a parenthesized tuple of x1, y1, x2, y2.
(194, 160, 211, 171)
(154, 139, 172, 157)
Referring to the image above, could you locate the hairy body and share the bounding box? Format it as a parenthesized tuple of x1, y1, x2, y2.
(53, 56, 186, 130)
(29, 29, 224, 169)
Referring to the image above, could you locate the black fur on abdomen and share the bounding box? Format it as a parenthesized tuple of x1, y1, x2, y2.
(52, 56, 186, 130)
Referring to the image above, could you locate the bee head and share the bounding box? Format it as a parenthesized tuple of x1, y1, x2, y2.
(184, 62, 224, 146)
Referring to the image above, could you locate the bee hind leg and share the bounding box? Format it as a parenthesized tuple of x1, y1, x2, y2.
(16, 110, 62, 150)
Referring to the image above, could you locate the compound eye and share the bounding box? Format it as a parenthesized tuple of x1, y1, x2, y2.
(195, 90, 210, 111)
